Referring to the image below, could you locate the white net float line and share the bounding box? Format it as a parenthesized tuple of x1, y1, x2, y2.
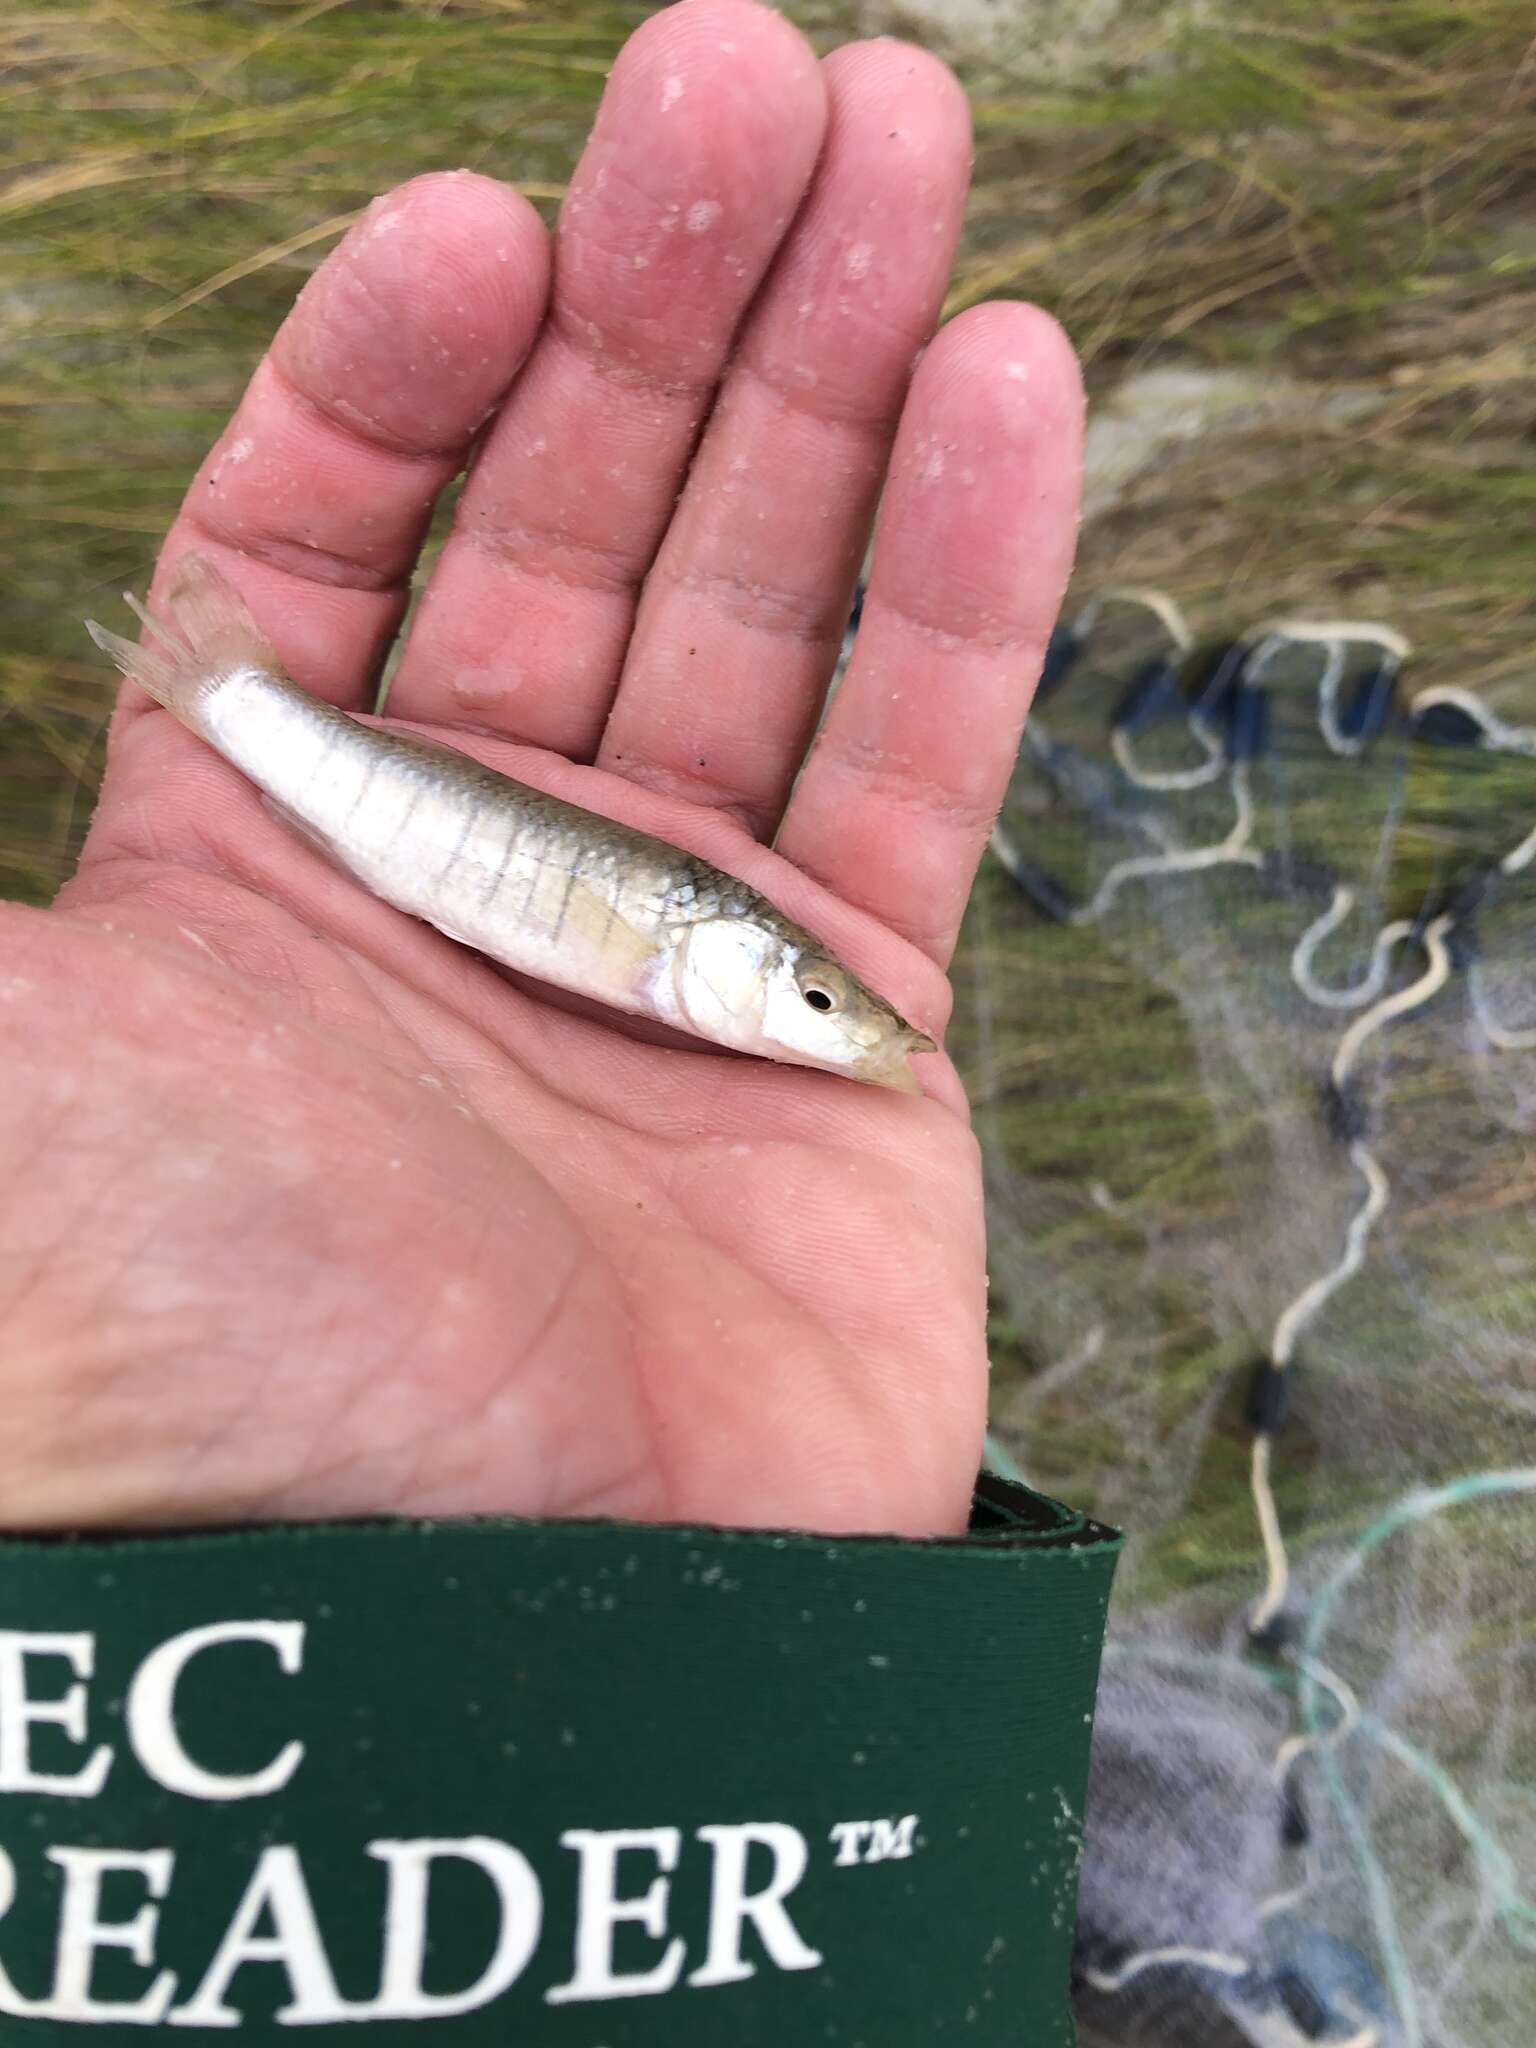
(971, 583, 1531, 2047)
(1079, 1945, 1251, 1994)
(1409, 685, 1536, 757)
(1074, 588, 1230, 794)
(1072, 587, 1195, 653)
(1243, 620, 1409, 762)
(1291, 895, 1419, 1011)
(1071, 762, 1263, 924)
(1249, 918, 1452, 1638)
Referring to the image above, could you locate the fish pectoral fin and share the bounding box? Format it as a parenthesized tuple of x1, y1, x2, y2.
(558, 882, 665, 985)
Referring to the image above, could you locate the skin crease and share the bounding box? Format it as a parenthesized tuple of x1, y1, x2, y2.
(0, 1, 1083, 1538)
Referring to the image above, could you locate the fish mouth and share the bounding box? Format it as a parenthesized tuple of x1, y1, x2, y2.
(864, 1028, 938, 1094)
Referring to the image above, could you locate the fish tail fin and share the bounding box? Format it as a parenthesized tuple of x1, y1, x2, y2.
(86, 553, 283, 720)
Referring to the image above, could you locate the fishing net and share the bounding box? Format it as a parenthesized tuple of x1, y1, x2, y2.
(850, 584, 1536, 2047)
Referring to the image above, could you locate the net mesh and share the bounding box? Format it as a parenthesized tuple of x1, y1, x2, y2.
(850, 583, 1535, 2047)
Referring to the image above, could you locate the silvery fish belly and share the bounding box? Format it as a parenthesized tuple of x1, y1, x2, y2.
(86, 556, 935, 1092)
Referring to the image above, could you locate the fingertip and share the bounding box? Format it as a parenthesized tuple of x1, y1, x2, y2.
(626, 0, 826, 104)
(276, 171, 551, 458)
(822, 33, 973, 158)
(730, 31, 973, 431)
(879, 302, 1085, 638)
(385, 169, 551, 310)
(917, 300, 1086, 445)
(574, 0, 827, 195)
(368, 165, 549, 244)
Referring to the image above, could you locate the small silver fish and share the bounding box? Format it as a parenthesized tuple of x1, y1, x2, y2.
(87, 556, 935, 1092)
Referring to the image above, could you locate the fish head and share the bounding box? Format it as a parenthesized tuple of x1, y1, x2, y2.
(673, 916, 935, 1092)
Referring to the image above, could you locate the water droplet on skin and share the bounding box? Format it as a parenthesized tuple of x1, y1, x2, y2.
(1004, 359, 1030, 382)
(659, 74, 684, 113)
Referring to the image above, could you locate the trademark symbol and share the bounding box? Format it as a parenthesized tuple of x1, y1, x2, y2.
(828, 1816, 920, 1867)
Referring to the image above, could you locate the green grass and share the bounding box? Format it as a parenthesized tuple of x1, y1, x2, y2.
(954, 0, 1536, 722)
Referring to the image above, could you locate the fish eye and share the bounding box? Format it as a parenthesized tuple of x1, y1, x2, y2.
(802, 985, 836, 1012)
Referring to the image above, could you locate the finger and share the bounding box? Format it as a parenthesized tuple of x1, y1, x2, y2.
(122, 172, 549, 722)
(775, 303, 1084, 964)
(595, 39, 972, 834)
(384, 0, 827, 754)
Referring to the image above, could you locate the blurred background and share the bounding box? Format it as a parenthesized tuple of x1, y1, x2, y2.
(4, 4, 1533, 2044)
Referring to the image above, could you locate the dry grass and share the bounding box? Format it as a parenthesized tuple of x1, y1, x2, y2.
(5, 1, 1535, 892)
(0, 0, 640, 896)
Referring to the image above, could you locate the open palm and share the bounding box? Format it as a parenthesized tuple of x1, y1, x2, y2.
(1, 3, 1081, 1539)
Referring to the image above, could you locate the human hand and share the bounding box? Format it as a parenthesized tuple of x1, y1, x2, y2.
(0, 2, 1081, 1539)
